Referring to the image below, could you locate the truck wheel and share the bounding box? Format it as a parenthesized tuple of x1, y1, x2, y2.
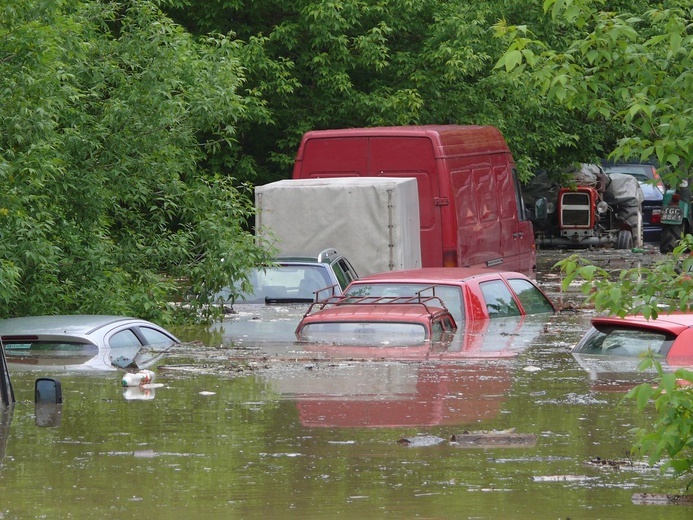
(620, 204, 643, 247)
(660, 224, 684, 253)
(616, 230, 633, 250)
(634, 212, 643, 247)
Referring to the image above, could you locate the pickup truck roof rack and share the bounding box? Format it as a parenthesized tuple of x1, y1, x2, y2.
(300, 292, 450, 321)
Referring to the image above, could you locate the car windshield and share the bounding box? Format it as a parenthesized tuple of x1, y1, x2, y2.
(299, 322, 427, 345)
(573, 326, 670, 357)
(603, 164, 665, 193)
(343, 283, 464, 323)
(232, 265, 333, 303)
(603, 164, 655, 178)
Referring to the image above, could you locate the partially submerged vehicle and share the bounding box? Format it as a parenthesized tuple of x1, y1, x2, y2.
(659, 178, 693, 253)
(0, 315, 179, 370)
(292, 125, 540, 273)
(215, 248, 358, 306)
(527, 164, 644, 249)
(340, 267, 556, 324)
(295, 295, 457, 346)
(572, 313, 693, 366)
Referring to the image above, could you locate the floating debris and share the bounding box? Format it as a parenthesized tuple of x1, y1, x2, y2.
(397, 435, 447, 447)
(586, 457, 638, 470)
(533, 475, 593, 482)
(450, 428, 537, 448)
(631, 493, 693, 506)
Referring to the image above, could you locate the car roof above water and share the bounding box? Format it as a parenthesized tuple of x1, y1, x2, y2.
(590, 313, 693, 333)
(0, 315, 141, 337)
(349, 267, 528, 283)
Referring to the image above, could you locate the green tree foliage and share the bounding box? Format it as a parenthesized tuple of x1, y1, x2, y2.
(558, 238, 693, 319)
(160, 0, 616, 183)
(494, 0, 693, 184)
(626, 357, 693, 489)
(506, 1, 693, 488)
(0, 0, 274, 323)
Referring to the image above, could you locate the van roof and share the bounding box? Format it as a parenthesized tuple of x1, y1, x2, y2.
(351, 267, 526, 284)
(298, 125, 510, 157)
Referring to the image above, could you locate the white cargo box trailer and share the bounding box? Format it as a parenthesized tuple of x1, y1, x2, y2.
(255, 177, 422, 276)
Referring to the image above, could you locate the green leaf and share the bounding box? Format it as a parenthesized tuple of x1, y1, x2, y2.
(504, 50, 523, 71)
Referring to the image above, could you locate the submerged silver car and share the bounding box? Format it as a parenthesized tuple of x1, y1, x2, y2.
(218, 248, 359, 305)
(0, 315, 179, 370)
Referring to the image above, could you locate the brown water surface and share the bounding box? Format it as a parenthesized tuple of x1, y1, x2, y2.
(0, 248, 689, 518)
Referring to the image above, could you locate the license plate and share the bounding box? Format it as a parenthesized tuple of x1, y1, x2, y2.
(661, 206, 683, 224)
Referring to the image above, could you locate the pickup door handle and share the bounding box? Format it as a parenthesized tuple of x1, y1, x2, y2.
(513, 232, 524, 239)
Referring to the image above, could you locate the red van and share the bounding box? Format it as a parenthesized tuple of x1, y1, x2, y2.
(292, 125, 537, 273)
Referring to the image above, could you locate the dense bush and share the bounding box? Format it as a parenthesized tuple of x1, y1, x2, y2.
(0, 0, 274, 322)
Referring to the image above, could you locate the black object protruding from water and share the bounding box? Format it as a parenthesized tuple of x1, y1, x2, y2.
(0, 341, 14, 406)
(35, 378, 62, 404)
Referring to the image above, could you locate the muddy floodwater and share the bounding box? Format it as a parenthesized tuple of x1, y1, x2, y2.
(1, 248, 691, 519)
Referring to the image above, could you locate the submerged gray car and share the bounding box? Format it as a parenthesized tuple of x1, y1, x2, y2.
(0, 315, 179, 370)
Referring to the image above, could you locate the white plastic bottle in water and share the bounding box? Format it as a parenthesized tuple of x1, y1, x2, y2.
(121, 370, 155, 387)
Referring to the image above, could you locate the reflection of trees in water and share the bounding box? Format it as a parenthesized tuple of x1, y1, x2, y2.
(486, 296, 519, 316)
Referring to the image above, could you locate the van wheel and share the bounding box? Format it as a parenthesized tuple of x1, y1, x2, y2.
(616, 230, 633, 250)
(660, 224, 684, 254)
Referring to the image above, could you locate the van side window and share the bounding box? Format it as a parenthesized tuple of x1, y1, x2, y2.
(512, 168, 529, 221)
(479, 280, 521, 317)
